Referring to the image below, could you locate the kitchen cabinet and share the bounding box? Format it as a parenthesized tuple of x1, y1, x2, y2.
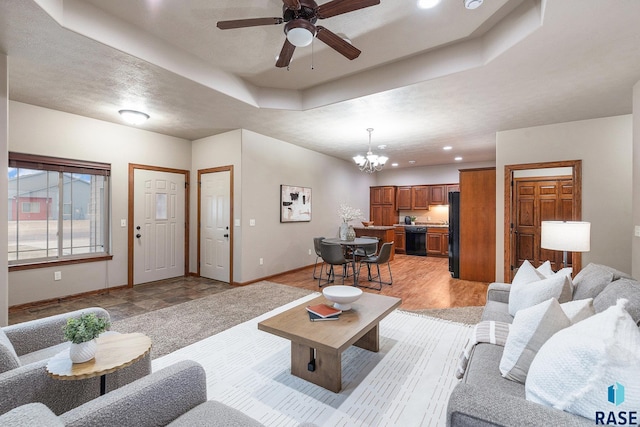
(447, 184, 460, 193)
(459, 167, 496, 282)
(429, 185, 447, 205)
(396, 186, 412, 210)
(394, 226, 406, 254)
(426, 227, 448, 257)
(369, 186, 397, 226)
(411, 186, 430, 210)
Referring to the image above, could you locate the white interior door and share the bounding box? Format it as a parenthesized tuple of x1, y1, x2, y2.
(133, 169, 185, 285)
(200, 171, 230, 282)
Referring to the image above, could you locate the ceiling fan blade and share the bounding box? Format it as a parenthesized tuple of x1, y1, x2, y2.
(217, 17, 283, 30)
(317, 0, 380, 19)
(276, 39, 296, 68)
(316, 26, 361, 60)
(282, 0, 302, 10)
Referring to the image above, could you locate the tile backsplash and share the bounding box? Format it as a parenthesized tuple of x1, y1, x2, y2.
(399, 205, 449, 224)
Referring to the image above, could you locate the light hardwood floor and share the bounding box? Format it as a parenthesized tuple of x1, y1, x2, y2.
(8, 254, 488, 324)
(270, 254, 488, 311)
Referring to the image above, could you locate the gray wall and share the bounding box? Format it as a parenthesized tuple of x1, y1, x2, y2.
(496, 115, 633, 281)
(375, 161, 496, 186)
(1, 56, 8, 325)
(7, 102, 192, 306)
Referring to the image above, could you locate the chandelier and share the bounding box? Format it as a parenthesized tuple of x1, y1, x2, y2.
(353, 128, 388, 173)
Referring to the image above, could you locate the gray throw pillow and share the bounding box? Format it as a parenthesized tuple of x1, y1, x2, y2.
(0, 328, 21, 373)
(593, 278, 640, 324)
(572, 263, 615, 300)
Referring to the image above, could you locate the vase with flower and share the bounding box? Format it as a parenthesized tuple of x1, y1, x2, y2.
(337, 204, 363, 241)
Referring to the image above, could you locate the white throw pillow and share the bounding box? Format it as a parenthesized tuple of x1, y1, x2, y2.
(560, 298, 595, 323)
(512, 260, 545, 286)
(500, 298, 571, 383)
(525, 299, 640, 420)
(508, 274, 573, 316)
(536, 261, 554, 278)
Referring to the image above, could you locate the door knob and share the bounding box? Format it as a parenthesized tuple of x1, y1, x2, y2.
(223, 234, 229, 238)
(136, 234, 141, 238)
(136, 226, 141, 230)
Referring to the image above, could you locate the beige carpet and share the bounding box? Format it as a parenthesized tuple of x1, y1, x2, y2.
(153, 295, 473, 426)
(112, 281, 483, 359)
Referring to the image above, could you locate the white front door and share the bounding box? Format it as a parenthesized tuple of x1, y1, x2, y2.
(133, 169, 185, 285)
(200, 170, 230, 282)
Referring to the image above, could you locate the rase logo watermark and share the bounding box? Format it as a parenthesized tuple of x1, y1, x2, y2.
(596, 383, 637, 425)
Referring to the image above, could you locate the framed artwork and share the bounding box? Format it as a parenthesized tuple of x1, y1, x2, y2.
(280, 185, 311, 222)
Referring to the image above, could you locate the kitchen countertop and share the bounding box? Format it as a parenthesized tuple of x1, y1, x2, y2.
(393, 223, 449, 228)
(352, 226, 395, 230)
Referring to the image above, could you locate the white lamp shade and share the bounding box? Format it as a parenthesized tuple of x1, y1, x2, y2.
(286, 27, 314, 47)
(540, 221, 591, 252)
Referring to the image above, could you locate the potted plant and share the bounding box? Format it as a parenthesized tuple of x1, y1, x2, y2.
(410, 216, 417, 225)
(63, 313, 110, 363)
(337, 204, 364, 241)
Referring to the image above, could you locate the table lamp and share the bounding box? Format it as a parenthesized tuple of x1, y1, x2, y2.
(540, 221, 591, 268)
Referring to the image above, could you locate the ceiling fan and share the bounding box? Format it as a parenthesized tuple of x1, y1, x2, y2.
(217, 0, 380, 68)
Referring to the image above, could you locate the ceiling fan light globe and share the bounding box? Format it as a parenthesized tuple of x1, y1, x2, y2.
(287, 27, 314, 47)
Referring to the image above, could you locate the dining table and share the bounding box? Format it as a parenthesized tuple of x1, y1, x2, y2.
(322, 237, 378, 287)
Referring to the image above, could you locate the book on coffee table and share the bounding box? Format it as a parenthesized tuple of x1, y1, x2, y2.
(306, 304, 342, 318)
(308, 311, 339, 321)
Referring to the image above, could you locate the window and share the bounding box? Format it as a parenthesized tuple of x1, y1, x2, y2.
(8, 153, 111, 267)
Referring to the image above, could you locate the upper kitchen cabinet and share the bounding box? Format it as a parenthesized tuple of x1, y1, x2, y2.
(396, 186, 412, 210)
(370, 186, 398, 226)
(411, 186, 430, 210)
(429, 185, 447, 205)
(447, 184, 460, 193)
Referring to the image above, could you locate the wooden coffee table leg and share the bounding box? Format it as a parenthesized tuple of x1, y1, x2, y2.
(290, 341, 342, 393)
(353, 324, 380, 352)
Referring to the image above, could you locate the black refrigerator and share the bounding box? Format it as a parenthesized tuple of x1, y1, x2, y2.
(448, 191, 460, 278)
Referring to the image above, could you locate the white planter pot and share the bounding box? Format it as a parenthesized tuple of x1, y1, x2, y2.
(69, 339, 97, 363)
(339, 222, 349, 240)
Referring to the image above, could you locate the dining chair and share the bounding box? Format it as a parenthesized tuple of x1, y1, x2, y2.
(352, 236, 378, 261)
(358, 241, 394, 290)
(318, 242, 352, 287)
(312, 236, 325, 279)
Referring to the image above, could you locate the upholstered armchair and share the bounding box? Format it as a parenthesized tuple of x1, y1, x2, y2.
(0, 307, 151, 415)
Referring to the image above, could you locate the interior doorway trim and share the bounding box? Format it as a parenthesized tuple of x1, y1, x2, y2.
(197, 165, 234, 285)
(504, 160, 582, 281)
(128, 163, 190, 287)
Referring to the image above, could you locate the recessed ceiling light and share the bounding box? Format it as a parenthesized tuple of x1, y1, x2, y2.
(409, 160, 416, 164)
(443, 146, 453, 151)
(464, 0, 483, 10)
(418, 0, 441, 9)
(118, 109, 149, 125)
(455, 156, 463, 161)
(391, 163, 399, 167)
(377, 144, 387, 150)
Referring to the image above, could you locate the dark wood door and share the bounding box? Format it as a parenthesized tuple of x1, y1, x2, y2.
(514, 178, 573, 272)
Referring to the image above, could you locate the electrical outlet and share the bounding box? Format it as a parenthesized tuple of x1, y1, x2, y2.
(635, 225, 640, 237)
(259, 258, 264, 265)
(54, 271, 61, 281)
(308, 249, 312, 255)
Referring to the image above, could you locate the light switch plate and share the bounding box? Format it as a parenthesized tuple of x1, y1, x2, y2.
(120, 219, 127, 227)
(234, 219, 240, 227)
(635, 225, 640, 237)
(250, 219, 256, 226)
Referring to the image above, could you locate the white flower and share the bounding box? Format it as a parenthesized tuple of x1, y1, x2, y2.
(337, 204, 364, 222)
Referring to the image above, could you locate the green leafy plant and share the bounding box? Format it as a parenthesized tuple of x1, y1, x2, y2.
(63, 313, 110, 344)
(410, 216, 417, 222)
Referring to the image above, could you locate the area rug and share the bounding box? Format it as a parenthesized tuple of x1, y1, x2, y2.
(153, 294, 472, 427)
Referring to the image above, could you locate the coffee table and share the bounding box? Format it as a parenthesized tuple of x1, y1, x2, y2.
(258, 292, 401, 392)
(46, 332, 152, 395)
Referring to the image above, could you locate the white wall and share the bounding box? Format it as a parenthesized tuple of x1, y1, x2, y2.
(633, 82, 640, 278)
(8, 102, 191, 305)
(496, 115, 633, 281)
(239, 129, 373, 283)
(375, 161, 495, 186)
(0, 56, 8, 325)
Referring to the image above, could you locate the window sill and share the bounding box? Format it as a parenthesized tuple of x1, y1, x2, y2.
(8, 255, 113, 272)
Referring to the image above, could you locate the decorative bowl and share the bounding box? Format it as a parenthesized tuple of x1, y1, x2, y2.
(322, 285, 363, 311)
(361, 221, 374, 227)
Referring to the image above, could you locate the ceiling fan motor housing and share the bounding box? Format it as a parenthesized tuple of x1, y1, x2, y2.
(283, 0, 319, 24)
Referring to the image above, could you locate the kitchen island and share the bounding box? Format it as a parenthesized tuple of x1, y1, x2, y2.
(353, 226, 395, 261)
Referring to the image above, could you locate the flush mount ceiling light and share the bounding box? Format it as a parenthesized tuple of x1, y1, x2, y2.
(464, 0, 483, 9)
(418, 0, 441, 9)
(285, 19, 316, 47)
(353, 128, 389, 173)
(118, 109, 149, 125)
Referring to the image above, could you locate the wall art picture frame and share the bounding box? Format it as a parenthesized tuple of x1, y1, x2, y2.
(280, 185, 311, 223)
